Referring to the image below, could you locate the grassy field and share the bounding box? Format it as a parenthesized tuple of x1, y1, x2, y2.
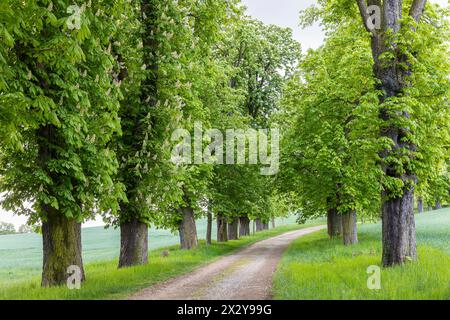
(273, 208, 450, 300)
(0, 218, 317, 300)
(0, 215, 298, 286)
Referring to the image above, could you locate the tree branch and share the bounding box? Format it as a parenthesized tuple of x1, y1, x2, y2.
(409, 0, 427, 23)
(356, 0, 372, 33)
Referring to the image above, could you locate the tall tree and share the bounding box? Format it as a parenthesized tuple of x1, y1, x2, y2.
(210, 17, 301, 235)
(355, 0, 449, 265)
(0, 0, 124, 285)
(278, 19, 381, 245)
(301, 0, 449, 261)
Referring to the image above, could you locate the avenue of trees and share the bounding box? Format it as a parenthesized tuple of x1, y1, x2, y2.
(277, 0, 449, 264)
(0, 0, 448, 286)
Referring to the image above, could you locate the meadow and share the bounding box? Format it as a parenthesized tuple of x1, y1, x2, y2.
(0, 210, 448, 300)
(0, 219, 317, 300)
(273, 208, 450, 300)
(0, 216, 298, 287)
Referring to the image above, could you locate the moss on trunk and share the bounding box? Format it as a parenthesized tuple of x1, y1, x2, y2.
(41, 205, 85, 287)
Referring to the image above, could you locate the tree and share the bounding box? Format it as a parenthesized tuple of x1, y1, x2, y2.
(0, 222, 15, 235)
(209, 17, 301, 238)
(0, 0, 124, 286)
(300, 0, 449, 261)
(109, 0, 241, 260)
(354, 0, 449, 265)
(278, 19, 381, 245)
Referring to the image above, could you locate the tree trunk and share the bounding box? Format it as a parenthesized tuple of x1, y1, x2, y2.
(119, 218, 148, 268)
(263, 222, 269, 230)
(434, 201, 442, 210)
(255, 218, 264, 232)
(206, 210, 212, 245)
(239, 216, 250, 237)
(217, 213, 228, 242)
(271, 217, 275, 229)
(227, 218, 239, 240)
(356, 0, 422, 267)
(342, 211, 358, 246)
(327, 208, 342, 238)
(382, 188, 417, 266)
(41, 205, 85, 287)
(417, 197, 423, 213)
(178, 205, 198, 250)
(38, 126, 85, 287)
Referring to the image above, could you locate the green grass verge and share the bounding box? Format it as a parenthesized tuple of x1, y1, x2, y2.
(273, 209, 450, 300)
(0, 221, 322, 300)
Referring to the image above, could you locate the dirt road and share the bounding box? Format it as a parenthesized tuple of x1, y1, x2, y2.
(129, 225, 325, 300)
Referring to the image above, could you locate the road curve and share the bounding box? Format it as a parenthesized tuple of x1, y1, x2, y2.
(129, 225, 325, 300)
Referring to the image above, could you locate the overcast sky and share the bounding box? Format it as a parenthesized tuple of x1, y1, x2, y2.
(242, 0, 325, 51)
(1, 0, 449, 229)
(241, 0, 449, 51)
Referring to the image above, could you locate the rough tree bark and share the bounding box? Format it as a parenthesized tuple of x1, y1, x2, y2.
(327, 208, 343, 238)
(342, 211, 358, 245)
(206, 210, 212, 245)
(119, 217, 148, 268)
(381, 189, 417, 265)
(178, 204, 198, 250)
(41, 205, 85, 287)
(356, 0, 426, 266)
(417, 197, 423, 213)
(217, 213, 228, 242)
(239, 216, 250, 237)
(227, 218, 239, 240)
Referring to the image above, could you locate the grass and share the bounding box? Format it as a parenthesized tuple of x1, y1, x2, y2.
(0, 215, 299, 284)
(273, 208, 450, 300)
(0, 221, 322, 300)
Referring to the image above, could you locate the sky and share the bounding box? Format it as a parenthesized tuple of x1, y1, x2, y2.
(241, 0, 449, 50)
(1, 0, 449, 229)
(241, 0, 325, 51)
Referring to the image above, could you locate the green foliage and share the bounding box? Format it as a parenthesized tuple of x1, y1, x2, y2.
(277, 20, 381, 219)
(101, 0, 241, 230)
(280, 1, 449, 221)
(0, 0, 125, 224)
(376, 4, 450, 198)
(209, 17, 301, 222)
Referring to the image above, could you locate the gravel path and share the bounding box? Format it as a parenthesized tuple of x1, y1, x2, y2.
(129, 225, 325, 300)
